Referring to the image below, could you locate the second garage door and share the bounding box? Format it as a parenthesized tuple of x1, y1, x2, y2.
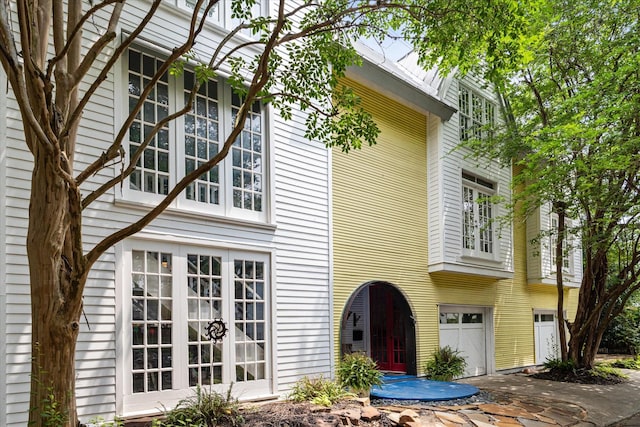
(439, 306, 488, 377)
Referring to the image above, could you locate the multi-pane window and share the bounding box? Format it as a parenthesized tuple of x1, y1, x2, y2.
(184, 71, 220, 205)
(187, 254, 223, 386)
(125, 48, 266, 220)
(175, 0, 264, 33)
(233, 259, 266, 382)
(459, 85, 495, 141)
(131, 250, 173, 393)
(231, 93, 263, 212)
(128, 50, 170, 195)
(462, 172, 495, 256)
(550, 215, 571, 273)
(125, 245, 270, 405)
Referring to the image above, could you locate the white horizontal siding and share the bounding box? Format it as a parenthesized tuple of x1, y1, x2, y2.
(3, 1, 331, 424)
(272, 104, 332, 393)
(430, 76, 513, 276)
(1, 65, 8, 427)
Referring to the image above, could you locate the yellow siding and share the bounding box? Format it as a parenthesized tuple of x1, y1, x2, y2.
(332, 78, 434, 365)
(332, 78, 580, 373)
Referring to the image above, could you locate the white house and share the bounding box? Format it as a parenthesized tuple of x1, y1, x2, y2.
(0, 1, 583, 425)
(0, 1, 334, 424)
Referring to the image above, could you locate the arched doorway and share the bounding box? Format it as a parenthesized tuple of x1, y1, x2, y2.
(340, 282, 417, 375)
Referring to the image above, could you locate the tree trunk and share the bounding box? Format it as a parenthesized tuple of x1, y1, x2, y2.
(555, 203, 568, 362)
(27, 147, 83, 427)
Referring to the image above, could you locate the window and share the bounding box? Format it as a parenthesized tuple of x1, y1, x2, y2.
(459, 85, 495, 141)
(462, 172, 495, 257)
(550, 214, 571, 273)
(122, 242, 270, 412)
(125, 48, 266, 221)
(175, 0, 265, 34)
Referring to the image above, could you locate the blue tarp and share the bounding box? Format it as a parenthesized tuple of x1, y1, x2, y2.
(371, 376, 479, 401)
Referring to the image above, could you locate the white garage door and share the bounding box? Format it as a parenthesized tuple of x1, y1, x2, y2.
(439, 306, 487, 377)
(534, 312, 558, 364)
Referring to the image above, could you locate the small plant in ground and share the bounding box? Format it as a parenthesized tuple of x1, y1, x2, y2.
(543, 357, 577, 372)
(85, 415, 125, 427)
(423, 346, 467, 381)
(610, 357, 640, 370)
(337, 352, 383, 396)
(156, 384, 243, 427)
(591, 364, 628, 380)
(288, 375, 353, 407)
(39, 385, 69, 427)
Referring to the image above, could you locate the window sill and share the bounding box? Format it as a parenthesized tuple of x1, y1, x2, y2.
(114, 198, 277, 231)
(459, 252, 502, 265)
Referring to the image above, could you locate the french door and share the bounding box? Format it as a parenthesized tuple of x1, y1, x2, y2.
(369, 285, 406, 372)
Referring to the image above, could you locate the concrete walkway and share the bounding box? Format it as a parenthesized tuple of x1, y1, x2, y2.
(460, 370, 640, 426)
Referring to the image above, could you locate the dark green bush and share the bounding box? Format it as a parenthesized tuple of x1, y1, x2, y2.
(337, 352, 382, 396)
(543, 357, 577, 372)
(423, 346, 467, 381)
(600, 307, 640, 355)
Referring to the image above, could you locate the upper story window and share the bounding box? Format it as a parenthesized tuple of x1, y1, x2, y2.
(175, 0, 265, 35)
(550, 214, 572, 274)
(125, 48, 266, 222)
(462, 171, 495, 257)
(459, 85, 495, 141)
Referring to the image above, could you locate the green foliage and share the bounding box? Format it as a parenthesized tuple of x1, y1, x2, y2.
(86, 416, 125, 427)
(461, 0, 640, 369)
(337, 352, 383, 396)
(423, 346, 467, 381)
(156, 385, 243, 427)
(591, 364, 628, 380)
(288, 376, 353, 407)
(601, 307, 640, 355)
(39, 386, 68, 427)
(544, 357, 577, 372)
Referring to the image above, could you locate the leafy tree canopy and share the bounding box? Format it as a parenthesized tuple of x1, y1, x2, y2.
(464, 0, 640, 368)
(0, 1, 541, 425)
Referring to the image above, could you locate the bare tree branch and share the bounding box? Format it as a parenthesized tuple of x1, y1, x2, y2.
(74, 0, 217, 185)
(46, 0, 123, 81)
(85, 0, 286, 267)
(69, 2, 123, 87)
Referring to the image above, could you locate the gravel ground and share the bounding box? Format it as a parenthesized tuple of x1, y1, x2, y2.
(371, 390, 495, 408)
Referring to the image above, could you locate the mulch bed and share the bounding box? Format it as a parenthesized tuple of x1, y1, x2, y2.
(531, 367, 627, 385)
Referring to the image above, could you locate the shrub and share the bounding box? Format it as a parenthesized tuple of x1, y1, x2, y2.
(591, 364, 628, 380)
(543, 357, 577, 372)
(337, 352, 383, 396)
(600, 307, 640, 355)
(611, 357, 640, 370)
(423, 346, 467, 381)
(157, 385, 243, 427)
(288, 375, 352, 406)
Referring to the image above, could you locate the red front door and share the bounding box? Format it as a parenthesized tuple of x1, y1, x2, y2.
(369, 285, 406, 372)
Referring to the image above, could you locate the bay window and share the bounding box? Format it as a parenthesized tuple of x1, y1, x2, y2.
(125, 48, 266, 222)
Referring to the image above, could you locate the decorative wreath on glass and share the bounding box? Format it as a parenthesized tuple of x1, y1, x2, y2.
(205, 318, 228, 343)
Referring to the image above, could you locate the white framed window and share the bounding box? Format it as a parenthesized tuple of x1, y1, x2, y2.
(121, 241, 271, 413)
(459, 85, 495, 141)
(462, 171, 496, 258)
(175, 0, 266, 34)
(550, 214, 572, 274)
(124, 47, 267, 222)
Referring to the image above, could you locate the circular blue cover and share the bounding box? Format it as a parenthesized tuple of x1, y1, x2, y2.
(370, 378, 479, 401)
